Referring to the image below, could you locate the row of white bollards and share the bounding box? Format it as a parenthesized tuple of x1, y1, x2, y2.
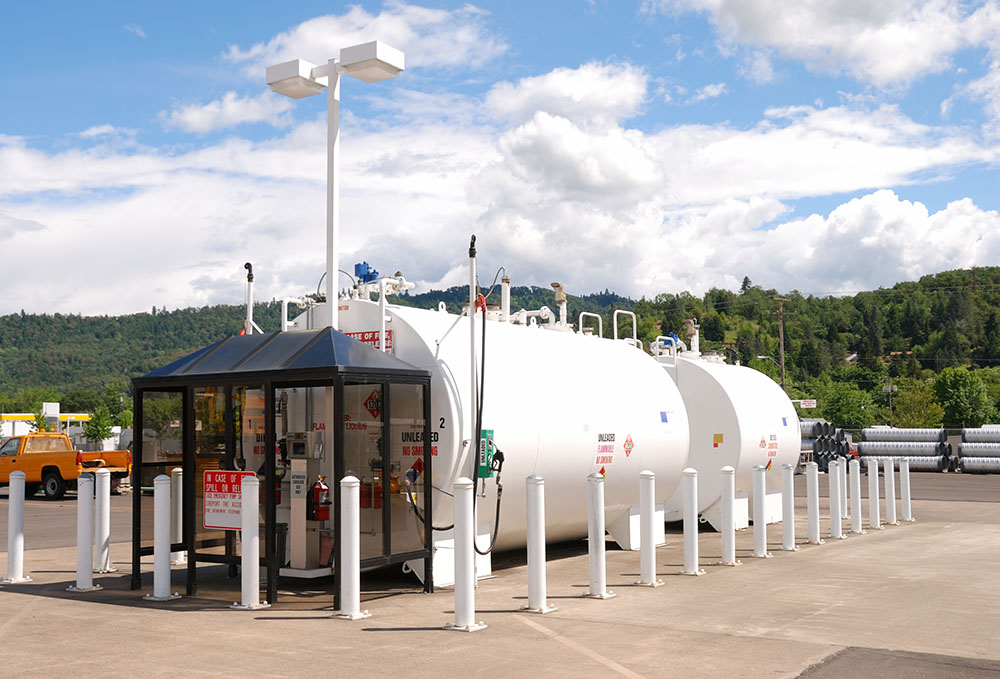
(782, 463, 797, 551)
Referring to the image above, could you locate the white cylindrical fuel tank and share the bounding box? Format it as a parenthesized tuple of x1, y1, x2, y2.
(334, 298, 691, 551)
(660, 355, 800, 521)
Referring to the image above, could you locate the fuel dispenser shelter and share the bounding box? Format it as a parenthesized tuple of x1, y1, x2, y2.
(130, 327, 433, 606)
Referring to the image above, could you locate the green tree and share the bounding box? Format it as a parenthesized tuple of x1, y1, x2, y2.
(933, 367, 996, 427)
(31, 411, 53, 432)
(82, 404, 114, 445)
(893, 383, 944, 428)
(821, 383, 876, 429)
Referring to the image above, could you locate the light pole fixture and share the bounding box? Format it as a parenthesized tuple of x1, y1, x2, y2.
(756, 355, 785, 391)
(266, 40, 405, 330)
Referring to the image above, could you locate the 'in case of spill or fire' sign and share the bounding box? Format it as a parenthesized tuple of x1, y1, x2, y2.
(204, 470, 256, 530)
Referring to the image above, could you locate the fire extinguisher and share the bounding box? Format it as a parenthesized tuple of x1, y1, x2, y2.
(307, 476, 331, 522)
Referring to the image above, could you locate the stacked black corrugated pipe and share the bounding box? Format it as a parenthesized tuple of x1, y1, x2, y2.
(958, 426, 1000, 473)
(858, 428, 950, 473)
(800, 419, 849, 472)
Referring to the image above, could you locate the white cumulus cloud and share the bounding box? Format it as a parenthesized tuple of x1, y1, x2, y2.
(225, 2, 507, 77)
(161, 91, 294, 134)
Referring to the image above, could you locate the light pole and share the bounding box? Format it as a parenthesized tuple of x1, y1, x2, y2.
(266, 41, 405, 330)
(756, 355, 785, 391)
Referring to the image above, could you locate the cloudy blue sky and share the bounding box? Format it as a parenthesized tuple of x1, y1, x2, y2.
(3, 1, 1000, 316)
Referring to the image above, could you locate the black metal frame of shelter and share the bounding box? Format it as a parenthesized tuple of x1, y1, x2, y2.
(129, 328, 433, 606)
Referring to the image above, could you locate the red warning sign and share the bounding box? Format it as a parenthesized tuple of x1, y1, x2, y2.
(623, 435, 634, 458)
(599, 466, 606, 477)
(365, 389, 382, 419)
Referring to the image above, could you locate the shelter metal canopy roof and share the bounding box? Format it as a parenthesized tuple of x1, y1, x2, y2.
(133, 327, 429, 388)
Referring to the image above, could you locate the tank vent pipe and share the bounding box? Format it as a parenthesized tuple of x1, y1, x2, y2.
(636, 470, 664, 586)
(1, 471, 29, 584)
(781, 463, 797, 551)
(752, 465, 772, 557)
(523, 475, 557, 611)
(680, 468, 705, 575)
(68, 473, 100, 593)
(143, 475, 179, 601)
(501, 276, 510, 322)
(867, 459, 883, 530)
(806, 462, 823, 544)
(585, 472, 616, 596)
(719, 466, 740, 566)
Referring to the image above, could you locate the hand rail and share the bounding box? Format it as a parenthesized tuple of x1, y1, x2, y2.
(578, 312, 603, 338)
(613, 310, 637, 346)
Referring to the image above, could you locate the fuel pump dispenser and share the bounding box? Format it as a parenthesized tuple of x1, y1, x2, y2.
(283, 431, 329, 576)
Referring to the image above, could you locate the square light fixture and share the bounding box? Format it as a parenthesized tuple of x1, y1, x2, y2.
(339, 41, 405, 83)
(266, 59, 327, 99)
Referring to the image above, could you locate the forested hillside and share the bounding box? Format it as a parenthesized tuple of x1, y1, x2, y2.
(3, 268, 1000, 430)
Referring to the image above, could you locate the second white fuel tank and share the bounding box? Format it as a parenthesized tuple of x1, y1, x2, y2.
(658, 352, 800, 521)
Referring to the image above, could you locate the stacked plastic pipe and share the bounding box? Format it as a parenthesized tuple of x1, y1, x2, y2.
(958, 426, 1000, 473)
(800, 419, 849, 471)
(858, 427, 950, 473)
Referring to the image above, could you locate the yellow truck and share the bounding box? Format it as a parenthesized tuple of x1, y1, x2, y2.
(0, 432, 131, 500)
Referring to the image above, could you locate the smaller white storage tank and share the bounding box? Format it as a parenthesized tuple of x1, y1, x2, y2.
(659, 350, 800, 526)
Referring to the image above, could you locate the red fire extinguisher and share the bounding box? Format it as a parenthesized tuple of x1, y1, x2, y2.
(308, 476, 331, 522)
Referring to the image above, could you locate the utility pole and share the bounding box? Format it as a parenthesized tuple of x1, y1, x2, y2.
(774, 297, 790, 392)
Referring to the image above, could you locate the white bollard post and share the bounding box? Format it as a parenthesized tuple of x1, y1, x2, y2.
(144, 474, 180, 601)
(840, 457, 849, 519)
(233, 475, 269, 610)
(446, 477, 486, 630)
(635, 470, 664, 587)
(523, 475, 558, 609)
(828, 460, 844, 540)
(900, 458, 914, 522)
(850, 459, 865, 534)
(781, 463, 797, 551)
(584, 472, 616, 596)
(884, 459, 898, 525)
(335, 476, 368, 618)
(170, 467, 186, 565)
(94, 469, 115, 573)
(806, 462, 823, 544)
(1, 471, 30, 584)
(867, 459, 883, 530)
(718, 466, 740, 566)
(680, 468, 705, 575)
(752, 465, 772, 557)
(67, 473, 100, 592)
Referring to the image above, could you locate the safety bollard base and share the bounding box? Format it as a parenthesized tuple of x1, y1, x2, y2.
(633, 578, 664, 587)
(678, 568, 706, 576)
(233, 601, 271, 611)
(808, 538, 825, 545)
(143, 592, 181, 602)
(716, 559, 742, 566)
(445, 621, 487, 632)
(520, 603, 558, 613)
(66, 584, 102, 592)
(783, 546, 799, 552)
(93, 567, 118, 574)
(583, 589, 617, 598)
(1, 576, 32, 584)
(333, 609, 370, 620)
(753, 552, 773, 558)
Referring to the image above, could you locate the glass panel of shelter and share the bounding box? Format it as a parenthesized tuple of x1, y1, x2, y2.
(343, 382, 387, 561)
(389, 382, 427, 556)
(139, 391, 183, 550)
